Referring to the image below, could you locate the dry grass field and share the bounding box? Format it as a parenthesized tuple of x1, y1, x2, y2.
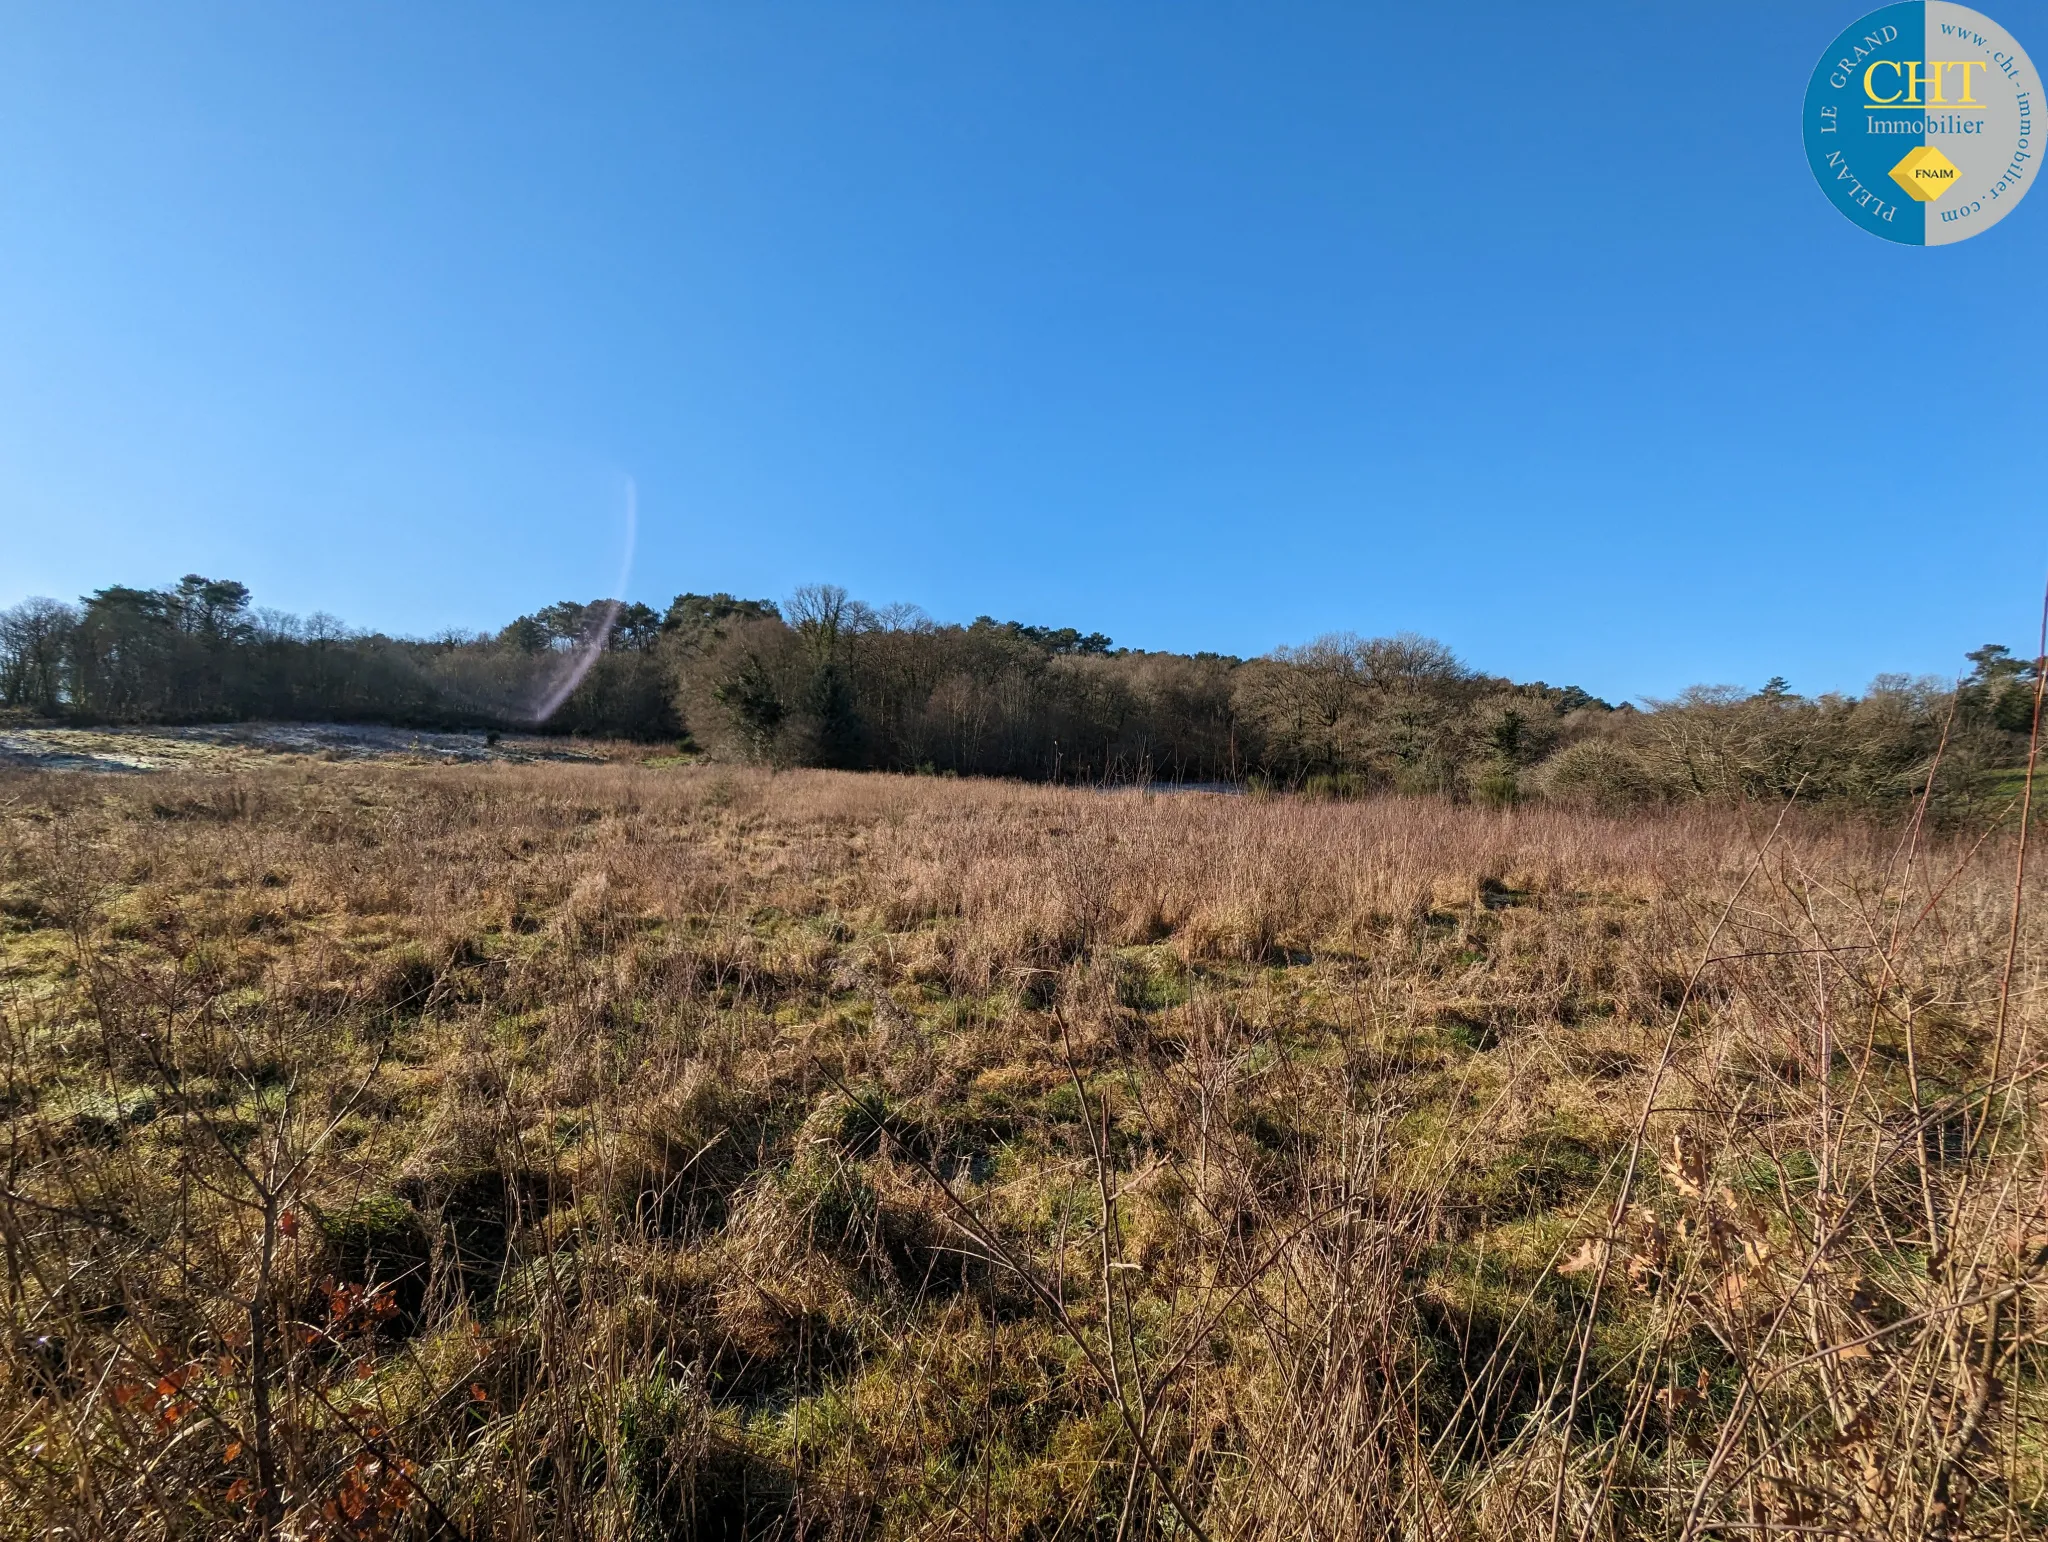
(1, 762, 2043, 1540)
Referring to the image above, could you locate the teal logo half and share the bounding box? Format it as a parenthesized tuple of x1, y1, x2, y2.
(1804, 3, 2038, 244)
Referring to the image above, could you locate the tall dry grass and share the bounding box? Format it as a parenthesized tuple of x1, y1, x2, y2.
(0, 763, 2041, 1539)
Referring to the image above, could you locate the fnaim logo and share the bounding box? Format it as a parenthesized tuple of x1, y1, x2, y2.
(1804, 3, 2037, 243)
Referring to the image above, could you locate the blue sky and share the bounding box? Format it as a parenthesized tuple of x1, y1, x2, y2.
(2, 1, 2043, 703)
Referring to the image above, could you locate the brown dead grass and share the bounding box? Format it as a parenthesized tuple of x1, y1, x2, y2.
(0, 763, 2042, 1540)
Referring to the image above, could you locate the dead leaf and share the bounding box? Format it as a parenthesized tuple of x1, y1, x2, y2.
(1662, 1132, 1706, 1200)
(1558, 1238, 1607, 1277)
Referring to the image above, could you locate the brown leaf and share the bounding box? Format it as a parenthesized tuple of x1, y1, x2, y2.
(1756, 1475, 1821, 1524)
(1558, 1238, 1607, 1277)
(1654, 1383, 1700, 1414)
(1661, 1132, 1706, 1200)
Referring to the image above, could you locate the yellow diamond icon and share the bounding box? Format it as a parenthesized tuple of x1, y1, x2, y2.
(1889, 145, 1961, 202)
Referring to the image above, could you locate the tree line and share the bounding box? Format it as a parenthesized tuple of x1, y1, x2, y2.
(2, 576, 2038, 813)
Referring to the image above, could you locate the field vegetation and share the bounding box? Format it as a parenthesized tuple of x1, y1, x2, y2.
(2, 748, 2044, 1538)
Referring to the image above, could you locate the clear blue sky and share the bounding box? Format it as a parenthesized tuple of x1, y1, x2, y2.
(2, 2, 2043, 703)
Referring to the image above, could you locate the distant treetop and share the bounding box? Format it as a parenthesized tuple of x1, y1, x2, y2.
(967, 617, 1114, 655)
